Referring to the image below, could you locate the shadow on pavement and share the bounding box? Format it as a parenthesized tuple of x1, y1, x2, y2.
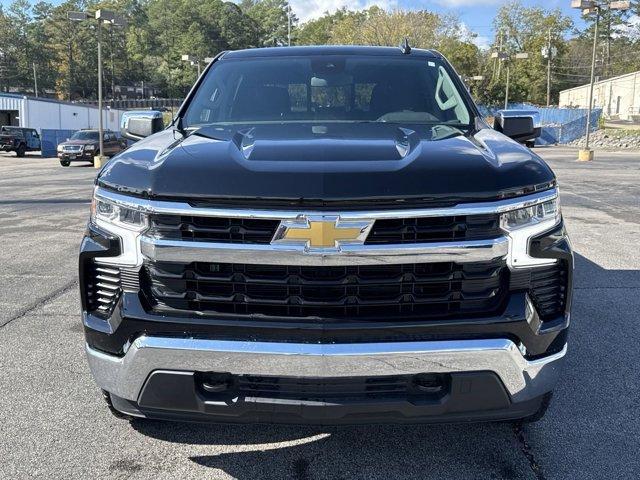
(132, 420, 528, 479)
(129, 252, 636, 479)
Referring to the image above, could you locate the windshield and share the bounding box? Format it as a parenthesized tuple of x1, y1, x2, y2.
(70, 131, 99, 141)
(184, 55, 472, 128)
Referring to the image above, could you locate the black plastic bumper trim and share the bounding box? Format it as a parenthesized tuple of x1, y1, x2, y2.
(108, 370, 545, 425)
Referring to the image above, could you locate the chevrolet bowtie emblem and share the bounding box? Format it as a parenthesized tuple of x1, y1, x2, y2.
(273, 216, 373, 250)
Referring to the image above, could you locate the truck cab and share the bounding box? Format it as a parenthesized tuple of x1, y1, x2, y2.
(0, 126, 40, 157)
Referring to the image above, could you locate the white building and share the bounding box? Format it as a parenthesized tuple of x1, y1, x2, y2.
(559, 71, 640, 121)
(0, 93, 127, 132)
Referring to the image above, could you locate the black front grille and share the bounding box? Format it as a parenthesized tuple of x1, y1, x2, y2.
(142, 259, 508, 321)
(148, 213, 502, 245)
(366, 214, 502, 244)
(148, 214, 279, 244)
(529, 262, 568, 320)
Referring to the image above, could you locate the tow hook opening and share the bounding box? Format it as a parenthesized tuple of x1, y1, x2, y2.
(412, 373, 449, 394)
(196, 372, 233, 393)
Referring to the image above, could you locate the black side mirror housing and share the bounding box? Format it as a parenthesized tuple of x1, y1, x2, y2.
(493, 110, 541, 144)
(120, 110, 164, 141)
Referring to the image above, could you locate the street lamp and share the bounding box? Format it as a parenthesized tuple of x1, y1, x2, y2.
(69, 9, 126, 168)
(491, 51, 529, 109)
(571, 0, 630, 161)
(181, 54, 202, 77)
(462, 75, 484, 93)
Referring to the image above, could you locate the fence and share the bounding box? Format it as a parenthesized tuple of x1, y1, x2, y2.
(479, 103, 602, 145)
(40, 129, 76, 157)
(76, 98, 183, 111)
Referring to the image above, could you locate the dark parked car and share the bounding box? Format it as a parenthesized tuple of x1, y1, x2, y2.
(81, 46, 572, 425)
(57, 129, 126, 166)
(0, 126, 41, 157)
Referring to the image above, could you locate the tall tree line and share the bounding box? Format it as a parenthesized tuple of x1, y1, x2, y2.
(1, 0, 639, 105)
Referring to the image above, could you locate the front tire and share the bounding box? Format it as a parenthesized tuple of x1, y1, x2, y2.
(16, 144, 26, 157)
(60, 160, 70, 167)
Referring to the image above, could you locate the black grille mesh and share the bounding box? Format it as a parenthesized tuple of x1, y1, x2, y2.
(365, 214, 502, 244)
(195, 373, 448, 401)
(142, 259, 508, 321)
(147, 213, 502, 245)
(148, 215, 279, 244)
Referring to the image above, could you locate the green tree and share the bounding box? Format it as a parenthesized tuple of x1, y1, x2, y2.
(240, 0, 295, 46)
(490, 1, 574, 105)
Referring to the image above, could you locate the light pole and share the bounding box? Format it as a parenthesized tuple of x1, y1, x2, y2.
(542, 29, 558, 107)
(287, 3, 292, 46)
(32, 62, 38, 97)
(69, 10, 126, 168)
(491, 51, 529, 110)
(571, 0, 630, 161)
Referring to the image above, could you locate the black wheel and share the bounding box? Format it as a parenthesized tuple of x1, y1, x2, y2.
(16, 144, 26, 157)
(102, 390, 135, 420)
(60, 161, 70, 167)
(525, 140, 535, 149)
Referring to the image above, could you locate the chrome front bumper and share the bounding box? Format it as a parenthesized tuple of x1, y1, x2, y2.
(86, 337, 567, 404)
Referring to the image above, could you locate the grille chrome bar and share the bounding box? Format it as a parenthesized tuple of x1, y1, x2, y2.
(95, 186, 558, 220)
(141, 236, 509, 266)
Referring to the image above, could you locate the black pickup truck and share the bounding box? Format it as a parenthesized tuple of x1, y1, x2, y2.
(81, 46, 572, 425)
(0, 126, 41, 157)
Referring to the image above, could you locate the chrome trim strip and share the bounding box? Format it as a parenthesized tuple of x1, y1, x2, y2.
(86, 337, 567, 403)
(140, 236, 509, 265)
(95, 187, 558, 220)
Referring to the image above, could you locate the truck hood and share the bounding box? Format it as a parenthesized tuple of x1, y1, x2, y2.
(60, 139, 97, 146)
(97, 123, 555, 206)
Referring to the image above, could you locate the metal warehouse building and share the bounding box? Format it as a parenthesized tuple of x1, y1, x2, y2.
(0, 93, 127, 133)
(559, 70, 640, 121)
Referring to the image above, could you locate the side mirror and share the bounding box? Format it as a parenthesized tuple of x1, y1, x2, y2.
(120, 110, 164, 141)
(493, 110, 541, 144)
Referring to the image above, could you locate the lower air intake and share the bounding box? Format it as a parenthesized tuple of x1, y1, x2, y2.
(85, 263, 122, 316)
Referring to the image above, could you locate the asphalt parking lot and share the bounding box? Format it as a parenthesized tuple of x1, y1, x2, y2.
(1, 147, 639, 480)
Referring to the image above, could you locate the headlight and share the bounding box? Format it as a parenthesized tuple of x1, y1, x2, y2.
(90, 190, 148, 267)
(57, 144, 64, 152)
(501, 195, 561, 268)
(91, 196, 147, 232)
(500, 198, 559, 231)
(85, 144, 95, 150)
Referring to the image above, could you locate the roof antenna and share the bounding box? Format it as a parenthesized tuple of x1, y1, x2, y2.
(400, 38, 411, 55)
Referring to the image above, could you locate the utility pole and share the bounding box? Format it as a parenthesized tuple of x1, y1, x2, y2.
(505, 65, 510, 110)
(110, 29, 115, 98)
(495, 29, 504, 80)
(69, 9, 126, 166)
(97, 17, 104, 163)
(32, 62, 38, 97)
(546, 29, 552, 106)
(583, 8, 599, 160)
(287, 3, 291, 47)
(571, 0, 630, 161)
(491, 51, 528, 110)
